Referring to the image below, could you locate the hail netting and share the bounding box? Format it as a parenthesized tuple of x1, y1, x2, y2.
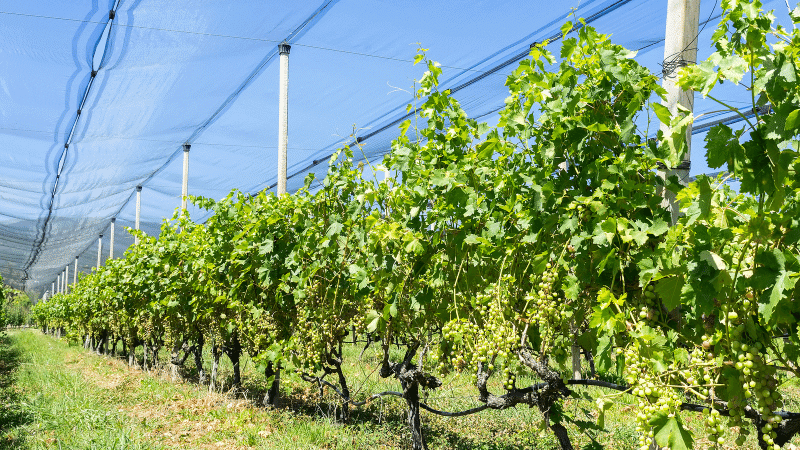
(0, 0, 792, 296)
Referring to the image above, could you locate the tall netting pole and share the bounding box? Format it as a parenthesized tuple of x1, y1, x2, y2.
(277, 42, 291, 196)
(181, 144, 190, 215)
(51, 282, 55, 297)
(74, 256, 78, 286)
(659, 0, 700, 225)
(97, 234, 103, 269)
(135, 185, 142, 245)
(65, 264, 69, 294)
(109, 218, 115, 260)
(57, 273, 62, 294)
(655, 6, 700, 447)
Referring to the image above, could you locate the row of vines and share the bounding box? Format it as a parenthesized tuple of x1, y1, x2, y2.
(1, 277, 31, 329)
(31, 3, 800, 449)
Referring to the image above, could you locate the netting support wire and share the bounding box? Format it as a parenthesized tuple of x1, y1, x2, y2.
(96, 234, 103, 269)
(277, 42, 291, 196)
(73, 256, 78, 286)
(64, 264, 69, 295)
(181, 144, 190, 214)
(109, 218, 115, 260)
(135, 186, 142, 245)
(659, 0, 700, 226)
(269, 1, 635, 193)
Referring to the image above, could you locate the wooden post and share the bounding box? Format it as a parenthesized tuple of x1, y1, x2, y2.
(658, 0, 700, 225)
(277, 42, 291, 196)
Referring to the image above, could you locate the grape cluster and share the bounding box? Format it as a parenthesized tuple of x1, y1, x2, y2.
(637, 285, 658, 323)
(621, 347, 683, 450)
(702, 408, 727, 447)
(241, 308, 276, 355)
(439, 290, 519, 385)
(526, 264, 567, 351)
(293, 277, 356, 370)
(138, 313, 156, 341)
(723, 308, 783, 449)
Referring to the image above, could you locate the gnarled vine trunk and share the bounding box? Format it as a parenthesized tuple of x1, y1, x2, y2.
(224, 334, 242, 389)
(264, 361, 280, 407)
(193, 334, 205, 385)
(128, 341, 136, 367)
(401, 376, 426, 450)
(379, 342, 441, 450)
(210, 343, 221, 392)
(142, 340, 149, 371)
(169, 338, 185, 381)
(518, 348, 574, 450)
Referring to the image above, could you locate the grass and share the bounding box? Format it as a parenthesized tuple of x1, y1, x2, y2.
(0, 330, 159, 450)
(2, 329, 799, 449)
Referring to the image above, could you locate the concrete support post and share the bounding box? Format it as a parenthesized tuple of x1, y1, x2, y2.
(181, 144, 190, 215)
(74, 256, 78, 286)
(97, 235, 103, 269)
(51, 282, 55, 297)
(277, 42, 291, 196)
(58, 273, 62, 294)
(652, 0, 700, 425)
(109, 218, 115, 260)
(659, 0, 700, 225)
(65, 264, 69, 294)
(135, 185, 142, 245)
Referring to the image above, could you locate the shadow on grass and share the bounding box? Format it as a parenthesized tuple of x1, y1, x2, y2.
(0, 332, 32, 450)
(65, 342, 575, 450)
(232, 372, 569, 450)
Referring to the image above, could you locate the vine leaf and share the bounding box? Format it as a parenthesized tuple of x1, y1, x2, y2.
(652, 103, 671, 125)
(753, 249, 796, 323)
(704, 124, 741, 170)
(655, 276, 684, 311)
(649, 413, 694, 450)
(365, 310, 381, 333)
(784, 109, 800, 132)
(699, 250, 726, 271)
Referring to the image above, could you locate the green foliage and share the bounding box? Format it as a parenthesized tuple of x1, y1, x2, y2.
(1, 282, 32, 328)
